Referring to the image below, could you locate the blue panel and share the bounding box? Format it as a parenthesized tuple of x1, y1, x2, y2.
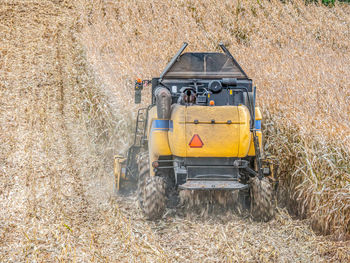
(255, 120, 261, 130)
(151, 120, 173, 131)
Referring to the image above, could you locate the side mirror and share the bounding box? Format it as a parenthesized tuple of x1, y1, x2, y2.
(134, 79, 143, 104)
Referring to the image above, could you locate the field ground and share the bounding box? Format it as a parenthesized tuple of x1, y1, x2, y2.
(0, 0, 349, 262)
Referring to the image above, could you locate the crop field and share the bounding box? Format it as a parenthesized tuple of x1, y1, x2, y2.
(0, 0, 349, 262)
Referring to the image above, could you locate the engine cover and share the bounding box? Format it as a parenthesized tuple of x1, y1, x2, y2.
(168, 105, 252, 158)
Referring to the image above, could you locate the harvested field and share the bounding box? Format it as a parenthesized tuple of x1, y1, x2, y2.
(0, 0, 349, 262)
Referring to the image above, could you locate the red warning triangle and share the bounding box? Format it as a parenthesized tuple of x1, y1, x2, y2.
(189, 134, 204, 148)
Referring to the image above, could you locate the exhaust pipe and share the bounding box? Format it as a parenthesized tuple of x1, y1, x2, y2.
(154, 87, 171, 119)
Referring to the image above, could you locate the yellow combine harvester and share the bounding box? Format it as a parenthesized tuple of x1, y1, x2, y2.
(115, 43, 276, 221)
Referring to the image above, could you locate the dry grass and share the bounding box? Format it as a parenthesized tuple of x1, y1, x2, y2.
(0, 0, 349, 262)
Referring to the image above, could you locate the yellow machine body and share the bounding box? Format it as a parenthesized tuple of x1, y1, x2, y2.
(114, 44, 274, 197)
(114, 155, 126, 191)
(147, 105, 262, 175)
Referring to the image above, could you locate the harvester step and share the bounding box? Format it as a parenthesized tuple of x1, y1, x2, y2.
(179, 180, 248, 191)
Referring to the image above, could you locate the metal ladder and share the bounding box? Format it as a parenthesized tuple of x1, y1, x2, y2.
(133, 108, 148, 147)
(125, 108, 148, 177)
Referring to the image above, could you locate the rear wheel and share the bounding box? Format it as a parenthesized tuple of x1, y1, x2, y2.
(250, 176, 275, 221)
(137, 151, 149, 209)
(137, 152, 166, 219)
(143, 176, 166, 220)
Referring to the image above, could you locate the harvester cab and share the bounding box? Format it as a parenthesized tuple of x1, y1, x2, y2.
(115, 42, 277, 220)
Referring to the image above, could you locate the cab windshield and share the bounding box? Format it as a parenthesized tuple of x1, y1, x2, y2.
(163, 53, 247, 79)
